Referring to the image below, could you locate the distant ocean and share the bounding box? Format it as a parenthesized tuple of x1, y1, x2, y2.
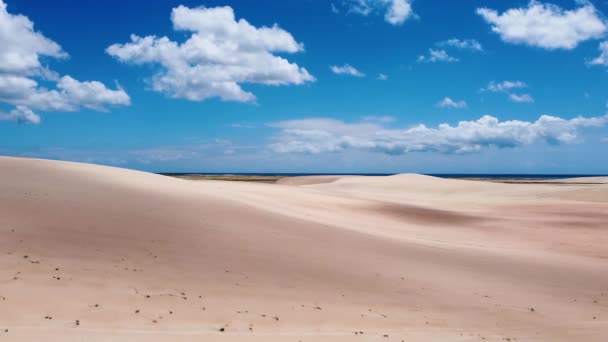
(160, 173, 607, 179)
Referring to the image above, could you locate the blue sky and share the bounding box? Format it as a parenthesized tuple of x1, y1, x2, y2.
(1, 0, 608, 173)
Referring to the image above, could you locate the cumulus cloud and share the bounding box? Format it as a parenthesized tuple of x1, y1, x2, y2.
(377, 73, 388, 80)
(269, 114, 608, 155)
(330, 64, 366, 77)
(417, 49, 458, 63)
(481, 80, 534, 104)
(0, 1, 67, 76)
(0, 0, 130, 124)
(343, 0, 414, 25)
(589, 41, 608, 66)
(107, 6, 314, 103)
(437, 38, 483, 52)
(0, 75, 130, 112)
(477, 1, 607, 50)
(0, 106, 40, 124)
(437, 97, 467, 109)
(384, 0, 413, 25)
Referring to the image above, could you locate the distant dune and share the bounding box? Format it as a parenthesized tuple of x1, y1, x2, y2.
(276, 175, 349, 185)
(1, 157, 607, 341)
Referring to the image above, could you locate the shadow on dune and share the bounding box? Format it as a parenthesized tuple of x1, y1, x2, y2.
(360, 202, 484, 225)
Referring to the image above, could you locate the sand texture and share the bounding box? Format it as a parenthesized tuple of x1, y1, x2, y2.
(1, 157, 607, 341)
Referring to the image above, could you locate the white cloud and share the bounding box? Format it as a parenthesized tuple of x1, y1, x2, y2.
(437, 38, 483, 52)
(0, 105, 40, 124)
(481, 80, 527, 93)
(330, 64, 366, 77)
(437, 97, 467, 109)
(377, 73, 388, 80)
(477, 1, 607, 50)
(481, 81, 534, 103)
(0, 75, 130, 112)
(429, 49, 457, 62)
(417, 49, 458, 63)
(107, 6, 314, 103)
(0, 0, 67, 76)
(0, 0, 130, 124)
(269, 114, 608, 155)
(509, 93, 535, 103)
(589, 41, 608, 66)
(344, 0, 413, 25)
(419, 38, 482, 64)
(384, 0, 412, 25)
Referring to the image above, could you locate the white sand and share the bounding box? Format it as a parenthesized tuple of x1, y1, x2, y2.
(1, 157, 607, 341)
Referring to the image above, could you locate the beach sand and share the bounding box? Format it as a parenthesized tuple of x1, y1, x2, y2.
(1, 156, 607, 341)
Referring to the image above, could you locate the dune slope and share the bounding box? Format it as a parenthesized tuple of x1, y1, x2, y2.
(0, 157, 607, 341)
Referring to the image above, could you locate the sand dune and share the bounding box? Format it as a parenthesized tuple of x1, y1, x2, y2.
(1, 157, 607, 341)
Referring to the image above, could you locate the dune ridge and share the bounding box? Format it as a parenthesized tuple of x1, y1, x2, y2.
(1, 157, 607, 341)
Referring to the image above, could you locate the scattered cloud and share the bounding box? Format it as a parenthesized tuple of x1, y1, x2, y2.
(0, 0, 130, 124)
(437, 97, 467, 109)
(509, 93, 535, 103)
(269, 114, 608, 155)
(342, 0, 414, 25)
(481, 80, 527, 93)
(106, 5, 314, 103)
(419, 38, 482, 64)
(477, 1, 607, 50)
(437, 38, 483, 52)
(330, 64, 366, 77)
(589, 41, 608, 66)
(377, 73, 388, 80)
(481, 80, 534, 104)
(417, 49, 458, 63)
